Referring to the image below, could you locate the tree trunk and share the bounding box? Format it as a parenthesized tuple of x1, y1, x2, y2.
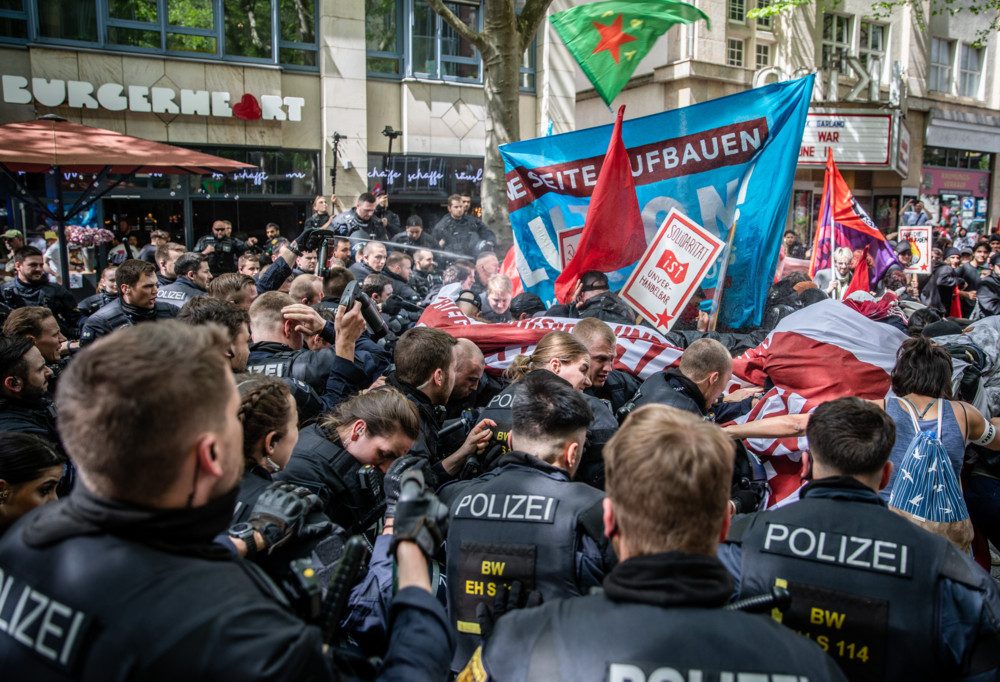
(426, 0, 553, 247)
(480, 3, 521, 245)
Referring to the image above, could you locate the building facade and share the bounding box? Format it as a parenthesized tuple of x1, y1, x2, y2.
(0, 0, 576, 246)
(574, 0, 1000, 244)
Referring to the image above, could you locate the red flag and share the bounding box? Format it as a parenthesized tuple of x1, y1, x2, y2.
(843, 246, 870, 297)
(553, 105, 646, 303)
(500, 246, 523, 297)
(809, 149, 897, 287)
(950, 286, 963, 318)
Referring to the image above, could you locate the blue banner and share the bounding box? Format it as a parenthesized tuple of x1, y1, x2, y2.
(500, 76, 813, 329)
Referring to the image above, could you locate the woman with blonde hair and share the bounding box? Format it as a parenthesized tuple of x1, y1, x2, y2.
(475, 330, 617, 487)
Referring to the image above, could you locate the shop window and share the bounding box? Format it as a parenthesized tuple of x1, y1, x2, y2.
(859, 21, 885, 73)
(924, 146, 991, 171)
(755, 43, 770, 68)
(37, 0, 98, 42)
(0, 0, 28, 41)
(959, 43, 983, 99)
(821, 13, 851, 69)
(728, 0, 745, 23)
(727, 39, 744, 67)
(929, 37, 955, 94)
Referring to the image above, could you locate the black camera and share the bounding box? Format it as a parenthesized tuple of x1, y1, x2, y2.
(339, 280, 390, 341)
(303, 228, 335, 253)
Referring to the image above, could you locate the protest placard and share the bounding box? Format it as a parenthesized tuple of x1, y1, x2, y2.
(620, 208, 724, 332)
(898, 225, 932, 275)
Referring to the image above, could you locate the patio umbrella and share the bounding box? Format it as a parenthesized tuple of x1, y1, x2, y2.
(0, 115, 255, 286)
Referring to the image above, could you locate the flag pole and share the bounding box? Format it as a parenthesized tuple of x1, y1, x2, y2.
(707, 217, 737, 331)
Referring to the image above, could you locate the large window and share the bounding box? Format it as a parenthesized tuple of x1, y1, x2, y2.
(923, 146, 990, 171)
(727, 39, 744, 67)
(929, 37, 955, 93)
(755, 0, 771, 29)
(859, 21, 885, 72)
(755, 43, 770, 68)
(0, 0, 318, 69)
(728, 0, 745, 22)
(821, 13, 852, 69)
(959, 43, 984, 99)
(366, 0, 536, 90)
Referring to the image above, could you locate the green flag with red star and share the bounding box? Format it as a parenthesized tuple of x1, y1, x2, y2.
(550, 0, 709, 106)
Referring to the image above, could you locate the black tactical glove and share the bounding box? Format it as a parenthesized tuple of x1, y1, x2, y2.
(383, 456, 426, 519)
(381, 294, 403, 317)
(475, 580, 542, 640)
(390, 469, 449, 558)
(249, 482, 322, 553)
(291, 227, 315, 252)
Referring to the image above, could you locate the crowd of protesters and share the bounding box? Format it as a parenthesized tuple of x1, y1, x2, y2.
(0, 191, 997, 681)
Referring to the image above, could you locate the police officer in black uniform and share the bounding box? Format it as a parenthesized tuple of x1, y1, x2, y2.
(719, 397, 1000, 680)
(76, 264, 118, 331)
(79, 259, 176, 347)
(246, 290, 390, 399)
(461, 404, 845, 681)
(157, 252, 212, 308)
(0, 246, 80, 339)
(194, 220, 256, 275)
(0, 335, 58, 446)
(572, 318, 640, 417)
(442, 371, 613, 670)
(278, 386, 421, 535)
(544, 271, 635, 325)
(0, 321, 453, 681)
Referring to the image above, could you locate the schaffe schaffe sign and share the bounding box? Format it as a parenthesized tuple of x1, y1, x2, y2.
(1, 75, 305, 122)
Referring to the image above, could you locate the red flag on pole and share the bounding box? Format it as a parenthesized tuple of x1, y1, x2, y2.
(843, 245, 871, 298)
(553, 105, 646, 304)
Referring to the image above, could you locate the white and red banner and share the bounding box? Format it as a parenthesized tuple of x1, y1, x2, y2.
(620, 208, 724, 334)
(899, 225, 932, 275)
(731, 299, 908, 505)
(417, 299, 683, 379)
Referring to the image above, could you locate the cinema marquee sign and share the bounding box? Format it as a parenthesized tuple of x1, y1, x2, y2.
(1, 75, 305, 122)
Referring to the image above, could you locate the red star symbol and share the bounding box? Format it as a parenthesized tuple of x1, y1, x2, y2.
(592, 15, 636, 64)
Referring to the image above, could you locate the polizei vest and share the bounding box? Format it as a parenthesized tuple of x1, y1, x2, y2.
(726, 495, 962, 681)
(445, 457, 603, 669)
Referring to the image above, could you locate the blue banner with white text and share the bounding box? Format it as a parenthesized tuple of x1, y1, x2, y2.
(500, 76, 813, 329)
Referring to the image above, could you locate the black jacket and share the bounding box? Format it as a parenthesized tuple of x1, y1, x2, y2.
(193, 235, 250, 275)
(475, 551, 844, 681)
(545, 291, 635, 325)
(409, 268, 441, 299)
(385, 374, 453, 487)
(156, 276, 207, 308)
(921, 263, 964, 313)
(383, 269, 421, 303)
(392, 230, 437, 250)
(432, 215, 491, 257)
(76, 291, 116, 317)
(332, 209, 379, 239)
(584, 369, 641, 417)
(0, 278, 81, 339)
(977, 273, 1000, 318)
(0, 486, 452, 681)
(0, 394, 59, 446)
(348, 261, 378, 284)
(79, 299, 177, 346)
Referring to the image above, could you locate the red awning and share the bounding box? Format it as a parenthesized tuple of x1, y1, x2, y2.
(0, 118, 256, 174)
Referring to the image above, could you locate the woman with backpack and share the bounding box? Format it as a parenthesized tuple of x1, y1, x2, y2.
(877, 336, 1000, 505)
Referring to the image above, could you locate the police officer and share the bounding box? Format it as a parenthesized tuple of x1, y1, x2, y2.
(572, 318, 640, 416)
(442, 370, 613, 670)
(76, 265, 118, 329)
(385, 328, 495, 486)
(332, 192, 379, 239)
(79, 260, 177, 347)
(383, 252, 421, 304)
(719, 397, 1000, 680)
(432, 194, 494, 258)
(157, 252, 212, 308)
(246, 291, 390, 398)
(462, 404, 845, 681)
(195, 220, 256, 275)
(278, 387, 420, 535)
(544, 271, 635, 325)
(0, 246, 80, 339)
(0, 321, 454, 681)
(0, 335, 57, 445)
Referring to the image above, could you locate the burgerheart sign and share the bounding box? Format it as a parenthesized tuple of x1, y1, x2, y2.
(1, 74, 305, 122)
(620, 208, 724, 333)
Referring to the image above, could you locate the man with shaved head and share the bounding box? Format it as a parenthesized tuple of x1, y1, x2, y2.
(349, 241, 387, 283)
